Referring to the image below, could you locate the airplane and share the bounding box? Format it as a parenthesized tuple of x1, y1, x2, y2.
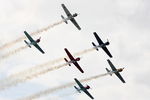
(92, 32, 113, 58)
(106, 59, 125, 83)
(74, 78, 94, 99)
(24, 31, 45, 54)
(64, 48, 84, 73)
(61, 4, 81, 30)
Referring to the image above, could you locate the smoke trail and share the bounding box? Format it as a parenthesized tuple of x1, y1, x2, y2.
(0, 47, 95, 91)
(1, 46, 28, 59)
(0, 63, 68, 91)
(18, 73, 109, 100)
(0, 57, 65, 91)
(0, 20, 64, 51)
(74, 47, 95, 56)
(30, 20, 64, 36)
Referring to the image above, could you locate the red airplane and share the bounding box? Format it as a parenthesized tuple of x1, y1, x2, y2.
(64, 48, 84, 73)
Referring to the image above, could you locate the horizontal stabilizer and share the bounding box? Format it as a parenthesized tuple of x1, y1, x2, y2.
(74, 86, 81, 93)
(61, 15, 68, 24)
(64, 58, 71, 66)
(92, 42, 98, 51)
(24, 40, 31, 48)
(106, 68, 112, 76)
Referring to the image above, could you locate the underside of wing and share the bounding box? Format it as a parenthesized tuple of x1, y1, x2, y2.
(73, 62, 84, 73)
(24, 31, 34, 42)
(34, 43, 45, 54)
(107, 59, 117, 71)
(74, 78, 84, 88)
(115, 72, 126, 83)
(102, 47, 112, 58)
(93, 32, 103, 45)
(70, 18, 81, 30)
(64, 48, 74, 60)
(83, 89, 94, 99)
(61, 4, 71, 16)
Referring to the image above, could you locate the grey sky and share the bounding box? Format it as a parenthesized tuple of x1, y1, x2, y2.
(0, 0, 150, 100)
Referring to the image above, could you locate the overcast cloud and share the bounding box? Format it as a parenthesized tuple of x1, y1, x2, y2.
(0, 0, 150, 100)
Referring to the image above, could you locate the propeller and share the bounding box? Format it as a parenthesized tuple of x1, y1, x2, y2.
(107, 39, 109, 42)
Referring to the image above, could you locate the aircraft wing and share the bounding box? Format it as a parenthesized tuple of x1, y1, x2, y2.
(70, 18, 81, 30)
(107, 59, 117, 71)
(64, 48, 83, 73)
(74, 78, 84, 88)
(64, 48, 75, 60)
(107, 59, 125, 83)
(102, 47, 112, 58)
(33, 43, 45, 54)
(61, 4, 71, 16)
(24, 31, 45, 54)
(115, 72, 126, 83)
(24, 31, 34, 42)
(93, 32, 104, 45)
(73, 62, 84, 73)
(82, 88, 94, 99)
(74, 78, 94, 99)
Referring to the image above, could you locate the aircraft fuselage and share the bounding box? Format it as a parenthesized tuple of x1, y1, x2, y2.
(96, 41, 110, 48)
(25, 38, 41, 48)
(67, 57, 80, 64)
(112, 68, 124, 73)
(65, 13, 78, 21)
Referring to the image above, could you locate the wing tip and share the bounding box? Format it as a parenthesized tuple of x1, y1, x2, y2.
(24, 31, 27, 33)
(81, 70, 84, 73)
(64, 48, 67, 50)
(107, 59, 110, 62)
(61, 4, 65, 7)
(110, 55, 113, 58)
(74, 78, 77, 81)
(93, 32, 97, 34)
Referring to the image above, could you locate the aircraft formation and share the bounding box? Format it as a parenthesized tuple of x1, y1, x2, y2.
(0, 3, 126, 100)
(23, 3, 125, 99)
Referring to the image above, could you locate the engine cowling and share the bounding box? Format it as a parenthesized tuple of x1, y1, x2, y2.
(73, 13, 78, 17)
(75, 57, 80, 61)
(85, 85, 90, 89)
(105, 41, 110, 45)
(117, 68, 124, 72)
(36, 37, 41, 43)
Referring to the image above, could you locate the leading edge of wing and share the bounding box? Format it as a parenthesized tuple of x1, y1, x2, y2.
(107, 59, 117, 71)
(83, 89, 94, 99)
(102, 47, 113, 58)
(93, 32, 103, 45)
(34, 43, 45, 54)
(24, 31, 34, 42)
(64, 48, 74, 60)
(115, 72, 126, 83)
(70, 18, 81, 30)
(61, 4, 71, 16)
(73, 62, 84, 73)
(74, 78, 84, 88)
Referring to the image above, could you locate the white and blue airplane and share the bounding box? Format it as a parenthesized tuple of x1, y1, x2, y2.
(24, 31, 45, 54)
(74, 78, 94, 99)
(61, 4, 81, 30)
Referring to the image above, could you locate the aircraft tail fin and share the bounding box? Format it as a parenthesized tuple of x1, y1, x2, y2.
(106, 68, 112, 76)
(24, 40, 31, 48)
(61, 15, 68, 24)
(92, 42, 98, 51)
(64, 58, 71, 66)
